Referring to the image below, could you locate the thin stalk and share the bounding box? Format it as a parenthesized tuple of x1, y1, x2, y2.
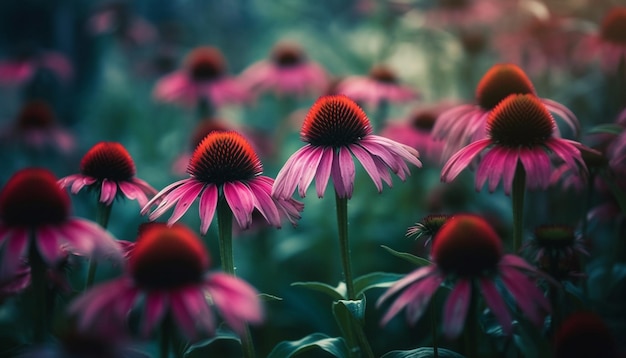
(29, 232, 48, 344)
(353, 321, 375, 358)
(463, 282, 480, 358)
(216, 195, 255, 358)
(512, 163, 526, 253)
(85, 202, 112, 289)
(335, 193, 355, 300)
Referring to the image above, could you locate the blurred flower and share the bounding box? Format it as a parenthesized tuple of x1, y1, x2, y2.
(0, 100, 75, 153)
(380, 102, 454, 163)
(153, 46, 251, 108)
(433, 63, 580, 160)
(406, 214, 451, 249)
(377, 214, 551, 338)
(88, 0, 157, 46)
(575, 6, 626, 75)
(335, 64, 419, 108)
(0, 47, 72, 86)
(0, 168, 122, 281)
(58, 142, 157, 208)
(422, 0, 511, 28)
(441, 94, 587, 194)
(240, 40, 329, 98)
(271, 95, 421, 200)
(143, 131, 303, 234)
(553, 312, 618, 358)
(69, 223, 263, 338)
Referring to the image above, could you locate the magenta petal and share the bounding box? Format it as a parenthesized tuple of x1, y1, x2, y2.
(480, 278, 513, 335)
(36, 226, 62, 266)
(442, 279, 471, 339)
(206, 273, 262, 334)
(499, 267, 549, 326)
(170, 291, 198, 338)
(141, 179, 189, 216)
(273, 145, 311, 199)
(248, 177, 281, 227)
(70, 278, 131, 330)
(377, 266, 437, 307)
(441, 139, 490, 183)
(404, 275, 444, 324)
(142, 292, 167, 337)
(100, 179, 117, 205)
(499, 148, 519, 194)
(224, 181, 255, 229)
(314, 147, 333, 198)
(475, 148, 501, 192)
(542, 98, 580, 136)
(199, 184, 218, 235)
(297, 146, 325, 198)
(64, 219, 122, 261)
(351, 144, 382, 192)
(167, 181, 204, 226)
(179, 287, 215, 335)
(0, 228, 28, 280)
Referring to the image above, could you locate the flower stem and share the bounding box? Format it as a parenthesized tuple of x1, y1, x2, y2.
(160, 315, 172, 358)
(85, 202, 112, 289)
(463, 282, 480, 358)
(216, 195, 256, 358)
(335, 193, 355, 300)
(512, 162, 526, 253)
(29, 232, 48, 344)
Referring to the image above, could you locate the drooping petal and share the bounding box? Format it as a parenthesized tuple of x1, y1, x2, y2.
(36, 226, 62, 266)
(224, 181, 255, 229)
(63, 218, 122, 261)
(69, 278, 132, 331)
(351, 144, 383, 192)
(272, 145, 313, 199)
(100, 179, 118, 205)
(199, 184, 218, 235)
(314, 146, 334, 198)
(179, 286, 215, 335)
(377, 266, 438, 307)
(499, 267, 550, 327)
(442, 279, 471, 339)
(247, 177, 281, 227)
(205, 273, 262, 334)
(169, 291, 199, 338)
(480, 277, 513, 335)
(296, 146, 325, 198)
(337, 146, 355, 198)
(167, 180, 205, 226)
(441, 139, 491, 183)
(398, 275, 443, 325)
(142, 292, 167, 337)
(0, 228, 28, 280)
(141, 178, 189, 216)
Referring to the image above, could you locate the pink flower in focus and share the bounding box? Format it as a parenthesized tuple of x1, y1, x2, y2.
(575, 7, 626, 75)
(441, 94, 587, 194)
(70, 223, 263, 338)
(377, 214, 551, 338)
(0, 49, 72, 86)
(59, 142, 157, 208)
(142, 131, 303, 234)
(432, 63, 580, 161)
(271, 95, 422, 200)
(241, 40, 329, 98)
(335, 64, 419, 108)
(0, 168, 122, 281)
(0, 100, 75, 153)
(153, 46, 251, 108)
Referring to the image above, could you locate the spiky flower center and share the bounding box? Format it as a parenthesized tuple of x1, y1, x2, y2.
(476, 64, 536, 110)
(300, 95, 371, 146)
(600, 7, 626, 45)
(190, 120, 230, 150)
(410, 110, 438, 131)
(0, 168, 69, 226)
(16, 100, 56, 130)
(185, 47, 226, 82)
(188, 131, 262, 185)
(271, 42, 305, 67)
(408, 214, 451, 240)
(534, 225, 575, 250)
(80, 142, 136, 182)
(432, 214, 502, 276)
(487, 94, 555, 147)
(130, 223, 209, 289)
(369, 65, 398, 84)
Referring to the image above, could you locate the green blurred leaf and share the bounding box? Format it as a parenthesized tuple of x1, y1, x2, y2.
(587, 123, 623, 135)
(258, 293, 283, 302)
(184, 329, 240, 357)
(381, 347, 465, 357)
(354, 272, 404, 296)
(291, 281, 346, 300)
(381, 245, 432, 266)
(267, 333, 349, 358)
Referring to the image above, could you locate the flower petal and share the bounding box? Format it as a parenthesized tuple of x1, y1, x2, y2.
(199, 184, 218, 235)
(224, 181, 255, 229)
(442, 279, 471, 339)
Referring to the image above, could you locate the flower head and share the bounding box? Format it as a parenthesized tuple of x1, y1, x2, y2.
(335, 65, 419, 108)
(0, 168, 121, 281)
(153, 46, 251, 108)
(0, 46, 73, 86)
(432, 63, 580, 160)
(272, 95, 421, 199)
(406, 214, 451, 249)
(59, 142, 157, 207)
(575, 7, 626, 74)
(377, 214, 551, 338)
(554, 312, 618, 358)
(441, 94, 587, 194)
(240, 40, 329, 98)
(70, 222, 263, 338)
(143, 131, 302, 234)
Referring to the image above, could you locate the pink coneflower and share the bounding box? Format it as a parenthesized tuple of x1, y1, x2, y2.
(553, 312, 618, 358)
(433, 63, 580, 161)
(271, 95, 422, 200)
(423, 0, 510, 28)
(69, 223, 263, 340)
(153, 46, 251, 108)
(0, 100, 75, 153)
(335, 64, 418, 109)
(576, 7, 626, 74)
(241, 40, 329, 98)
(0, 48, 73, 86)
(0, 168, 121, 281)
(58, 142, 157, 208)
(441, 93, 586, 194)
(88, 0, 157, 46)
(377, 214, 551, 339)
(406, 214, 451, 250)
(143, 131, 303, 234)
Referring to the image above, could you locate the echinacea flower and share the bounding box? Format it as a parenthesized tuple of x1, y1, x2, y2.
(0, 100, 75, 153)
(432, 63, 580, 160)
(69, 223, 263, 339)
(553, 312, 618, 358)
(441, 94, 587, 194)
(406, 214, 451, 249)
(58, 142, 157, 208)
(576, 7, 626, 74)
(0, 47, 73, 86)
(153, 46, 251, 108)
(335, 64, 418, 108)
(0, 168, 121, 281)
(377, 214, 551, 338)
(142, 130, 303, 234)
(240, 40, 329, 98)
(271, 95, 422, 200)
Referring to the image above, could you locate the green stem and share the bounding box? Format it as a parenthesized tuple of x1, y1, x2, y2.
(29, 232, 48, 344)
(85, 202, 113, 289)
(335, 193, 355, 300)
(512, 163, 526, 253)
(463, 282, 480, 358)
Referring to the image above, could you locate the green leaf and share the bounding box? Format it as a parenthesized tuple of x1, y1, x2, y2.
(184, 329, 240, 357)
(381, 347, 465, 358)
(291, 281, 346, 300)
(587, 123, 623, 135)
(512, 318, 552, 358)
(381, 245, 432, 267)
(267, 333, 349, 358)
(354, 272, 404, 296)
(258, 293, 283, 302)
(332, 297, 366, 353)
